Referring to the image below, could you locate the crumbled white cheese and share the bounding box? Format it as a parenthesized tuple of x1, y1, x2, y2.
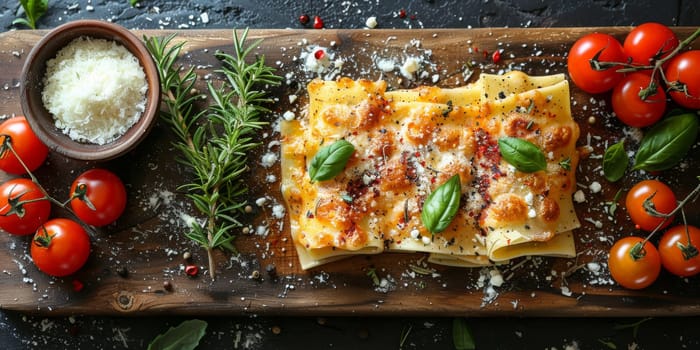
(365, 16, 378, 29)
(282, 111, 295, 121)
(527, 208, 537, 218)
(586, 262, 601, 274)
(589, 181, 602, 194)
(400, 57, 421, 80)
(421, 235, 431, 245)
(42, 37, 147, 145)
(410, 229, 420, 239)
(489, 269, 504, 287)
(272, 204, 285, 219)
(376, 58, 395, 72)
(261, 152, 278, 168)
(302, 46, 332, 75)
(200, 12, 209, 24)
(255, 197, 268, 207)
(573, 189, 586, 203)
(288, 94, 298, 104)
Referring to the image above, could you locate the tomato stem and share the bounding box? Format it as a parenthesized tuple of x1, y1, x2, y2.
(592, 27, 700, 100)
(640, 182, 700, 245)
(71, 183, 97, 211)
(33, 225, 53, 248)
(677, 209, 699, 260)
(629, 241, 647, 261)
(0, 137, 97, 236)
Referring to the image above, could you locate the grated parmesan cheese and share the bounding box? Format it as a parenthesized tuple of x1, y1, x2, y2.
(42, 37, 148, 145)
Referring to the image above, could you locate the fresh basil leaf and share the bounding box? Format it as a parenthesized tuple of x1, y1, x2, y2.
(308, 140, 355, 182)
(148, 319, 207, 350)
(603, 139, 627, 182)
(421, 174, 461, 234)
(452, 318, 476, 350)
(498, 137, 547, 173)
(633, 113, 699, 171)
(17, 0, 48, 29)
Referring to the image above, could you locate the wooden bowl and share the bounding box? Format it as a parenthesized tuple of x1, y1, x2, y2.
(19, 20, 160, 161)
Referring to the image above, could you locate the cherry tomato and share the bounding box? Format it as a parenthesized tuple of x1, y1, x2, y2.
(567, 33, 627, 94)
(623, 22, 679, 66)
(658, 225, 700, 277)
(0, 116, 49, 175)
(608, 236, 661, 290)
(31, 218, 90, 277)
(0, 178, 51, 235)
(70, 169, 126, 227)
(611, 72, 666, 128)
(664, 50, 700, 109)
(626, 180, 676, 232)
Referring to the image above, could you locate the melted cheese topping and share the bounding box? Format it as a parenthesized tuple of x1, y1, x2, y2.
(282, 71, 580, 269)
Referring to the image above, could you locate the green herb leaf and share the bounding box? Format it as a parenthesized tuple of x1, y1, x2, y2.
(597, 339, 617, 349)
(144, 29, 282, 280)
(559, 157, 571, 171)
(16, 0, 48, 29)
(603, 139, 627, 182)
(452, 318, 476, 350)
(308, 140, 355, 182)
(147, 319, 207, 350)
(130, 0, 140, 6)
(633, 112, 699, 171)
(421, 174, 461, 234)
(498, 137, 547, 173)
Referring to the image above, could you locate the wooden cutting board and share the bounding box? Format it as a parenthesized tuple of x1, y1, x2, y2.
(0, 28, 698, 317)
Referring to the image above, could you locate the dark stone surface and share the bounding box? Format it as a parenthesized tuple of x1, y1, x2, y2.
(2, 0, 700, 349)
(2, 0, 700, 31)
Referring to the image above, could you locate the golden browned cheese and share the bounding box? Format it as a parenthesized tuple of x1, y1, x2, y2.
(488, 194, 529, 223)
(281, 73, 581, 269)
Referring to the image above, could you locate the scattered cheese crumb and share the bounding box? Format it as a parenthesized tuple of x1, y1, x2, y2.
(376, 58, 395, 72)
(399, 57, 421, 80)
(200, 12, 209, 24)
(282, 111, 295, 121)
(573, 190, 586, 203)
(365, 16, 378, 29)
(489, 269, 504, 287)
(261, 152, 278, 168)
(588, 181, 602, 194)
(272, 204, 285, 219)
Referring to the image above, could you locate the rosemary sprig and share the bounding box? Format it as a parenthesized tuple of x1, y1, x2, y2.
(144, 29, 281, 279)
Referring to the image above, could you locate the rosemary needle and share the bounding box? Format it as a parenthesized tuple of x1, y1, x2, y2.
(145, 29, 281, 279)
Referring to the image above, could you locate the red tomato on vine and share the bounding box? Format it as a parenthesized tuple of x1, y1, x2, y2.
(608, 236, 661, 290)
(625, 180, 677, 232)
(665, 50, 700, 109)
(31, 218, 91, 277)
(70, 169, 127, 227)
(0, 178, 50, 235)
(658, 225, 700, 277)
(623, 22, 679, 66)
(611, 72, 666, 128)
(568, 33, 627, 94)
(0, 116, 48, 175)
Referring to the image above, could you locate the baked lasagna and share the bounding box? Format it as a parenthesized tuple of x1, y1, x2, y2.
(281, 71, 581, 269)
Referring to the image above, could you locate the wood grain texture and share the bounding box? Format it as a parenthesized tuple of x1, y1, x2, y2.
(0, 28, 698, 317)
